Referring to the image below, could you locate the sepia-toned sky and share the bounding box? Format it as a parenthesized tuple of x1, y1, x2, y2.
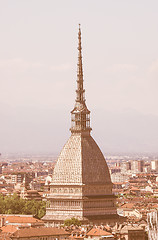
(0, 0, 158, 154)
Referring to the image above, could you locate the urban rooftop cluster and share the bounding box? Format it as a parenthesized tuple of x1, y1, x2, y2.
(0, 154, 158, 239)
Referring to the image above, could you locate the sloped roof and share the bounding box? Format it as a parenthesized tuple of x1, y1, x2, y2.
(86, 228, 113, 236)
(11, 227, 70, 238)
(0, 232, 11, 240)
(121, 203, 135, 209)
(52, 134, 111, 185)
(0, 215, 43, 224)
(1, 225, 18, 233)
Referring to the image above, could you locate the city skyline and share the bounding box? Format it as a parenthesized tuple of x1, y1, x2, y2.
(0, 1, 158, 153)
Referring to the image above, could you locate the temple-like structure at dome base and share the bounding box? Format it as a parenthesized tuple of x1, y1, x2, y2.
(43, 25, 121, 226)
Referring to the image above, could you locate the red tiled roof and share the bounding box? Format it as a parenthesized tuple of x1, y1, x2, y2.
(38, 192, 44, 196)
(152, 204, 158, 208)
(0, 216, 43, 224)
(121, 203, 135, 209)
(130, 187, 140, 191)
(0, 232, 11, 240)
(1, 225, 18, 233)
(11, 227, 70, 238)
(86, 228, 112, 236)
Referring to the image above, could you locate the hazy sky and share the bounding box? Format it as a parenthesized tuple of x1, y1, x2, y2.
(0, 1, 158, 154)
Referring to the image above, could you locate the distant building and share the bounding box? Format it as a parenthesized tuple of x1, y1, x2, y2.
(20, 189, 42, 201)
(147, 210, 158, 240)
(111, 173, 129, 183)
(11, 174, 23, 184)
(121, 161, 131, 173)
(151, 160, 158, 172)
(30, 180, 42, 191)
(131, 160, 144, 173)
(11, 173, 30, 188)
(110, 167, 121, 174)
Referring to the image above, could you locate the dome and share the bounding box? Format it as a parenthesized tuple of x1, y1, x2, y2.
(52, 133, 111, 185)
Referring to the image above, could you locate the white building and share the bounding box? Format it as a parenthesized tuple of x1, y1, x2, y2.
(151, 160, 158, 172)
(147, 210, 158, 240)
(111, 172, 129, 183)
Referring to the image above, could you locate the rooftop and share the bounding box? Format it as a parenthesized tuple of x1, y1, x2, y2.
(11, 227, 70, 238)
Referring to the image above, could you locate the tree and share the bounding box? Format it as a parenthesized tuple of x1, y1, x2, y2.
(0, 194, 46, 219)
(64, 217, 81, 226)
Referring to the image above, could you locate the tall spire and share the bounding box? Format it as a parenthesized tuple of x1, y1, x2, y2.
(76, 24, 85, 103)
(70, 25, 92, 134)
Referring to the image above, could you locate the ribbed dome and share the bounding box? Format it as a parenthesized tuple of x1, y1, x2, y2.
(52, 133, 111, 185)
